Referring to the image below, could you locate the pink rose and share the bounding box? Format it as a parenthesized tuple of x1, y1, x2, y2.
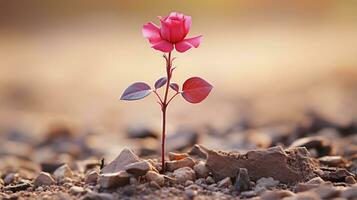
(142, 12, 202, 53)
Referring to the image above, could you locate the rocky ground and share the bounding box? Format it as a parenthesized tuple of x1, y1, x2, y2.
(1, 112, 357, 200)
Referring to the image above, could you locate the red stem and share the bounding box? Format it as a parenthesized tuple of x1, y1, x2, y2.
(161, 51, 172, 172)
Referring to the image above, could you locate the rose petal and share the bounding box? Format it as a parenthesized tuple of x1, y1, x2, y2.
(152, 40, 174, 52)
(142, 22, 162, 44)
(175, 35, 202, 53)
(184, 16, 192, 35)
(160, 19, 171, 41)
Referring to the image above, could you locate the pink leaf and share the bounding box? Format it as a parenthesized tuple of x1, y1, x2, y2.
(182, 77, 213, 104)
(154, 77, 167, 89)
(170, 83, 179, 92)
(120, 82, 152, 101)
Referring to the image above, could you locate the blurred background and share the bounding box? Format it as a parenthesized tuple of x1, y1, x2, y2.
(0, 1, 357, 159)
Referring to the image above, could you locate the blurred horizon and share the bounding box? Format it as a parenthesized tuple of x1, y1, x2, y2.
(1, 1, 357, 149)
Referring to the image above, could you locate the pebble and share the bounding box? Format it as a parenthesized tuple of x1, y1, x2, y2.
(185, 189, 198, 200)
(217, 177, 232, 188)
(235, 168, 251, 192)
(166, 157, 195, 172)
(145, 171, 165, 186)
(98, 171, 130, 188)
(69, 186, 85, 195)
(193, 161, 210, 178)
(53, 164, 73, 181)
(125, 160, 152, 176)
(168, 152, 189, 161)
(4, 173, 19, 185)
(206, 176, 215, 184)
(85, 170, 99, 185)
(59, 177, 73, 185)
(101, 148, 140, 174)
(185, 180, 194, 186)
(345, 176, 357, 184)
(306, 177, 325, 184)
(188, 144, 207, 159)
(256, 177, 279, 189)
(318, 156, 346, 167)
(34, 172, 55, 187)
(173, 167, 196, 184)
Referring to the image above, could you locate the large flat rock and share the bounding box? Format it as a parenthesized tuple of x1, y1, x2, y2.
(205, 146, 318, 184)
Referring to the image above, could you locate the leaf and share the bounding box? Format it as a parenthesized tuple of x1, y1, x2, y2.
(120, 82, 152, 101)
(170, 83, 179, 92)
(154, 77, 167, 89)
(181, 77, 213, 104)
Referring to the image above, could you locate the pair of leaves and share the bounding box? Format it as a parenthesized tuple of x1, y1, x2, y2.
(120, 77, 212, 104)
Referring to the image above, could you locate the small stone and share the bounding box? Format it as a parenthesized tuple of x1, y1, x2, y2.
(185, 189, 198, 200)
(194, 161, 210, 178)
(53, 164, 73, 181)
(319, 156, 346, 167)
(185, 180, 194, 186)
(59, 177, 73, 184)
(188, 144, 207, 159)
(341, 185, 357, 199)
(36, 186, 44, 192)
(85, 171, 98, 185)
(4, 173, 19, 185)
(235, 168, 251, 192)
(168, 152, 189, 161)
(98, 171, 130, 188)
(34, 172, 55, 187)
(313, 185, 340, 199)
(125, 161, 152, 177)
(69, 186, 85, 195)
(306, 177, 325, 184)
(41, 162, 65, 173)
(320, 168, 354, 182)
(173, 167, 196, 184)
(149, 180, 161, 189)
(206, 176, 215, 184)
(217, 177, 232, 188)
(145, 171, 165, 186)
(345, 176, 357, 184)
(166, 157, 195, 172)
(195, 178, 205, 185)
(256, 177, 279, 189)
(101, 148, 140, 174)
